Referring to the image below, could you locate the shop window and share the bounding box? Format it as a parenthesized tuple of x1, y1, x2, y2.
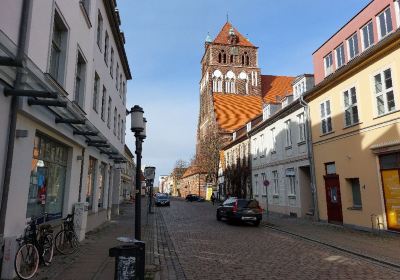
(27, 134, 68, 221)
(98, 163, 106, 208)
(86, 156, 97, 210)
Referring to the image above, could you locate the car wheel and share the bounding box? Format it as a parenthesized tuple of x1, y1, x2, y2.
(216, 211, 221, 221)
(253, 220, 261, 227)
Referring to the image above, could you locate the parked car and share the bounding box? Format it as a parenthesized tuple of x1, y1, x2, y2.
(216, 198, 262, 226)
(155, 193, 170, 206)
(185, 194, 205, 202)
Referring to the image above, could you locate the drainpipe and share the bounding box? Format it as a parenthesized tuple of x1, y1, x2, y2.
(0, 0, 31, 235)
(299, 94, 319, 221)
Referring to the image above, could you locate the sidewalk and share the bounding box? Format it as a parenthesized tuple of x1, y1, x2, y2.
(263, 211, 400, 266)
(32, 199, 158, 280)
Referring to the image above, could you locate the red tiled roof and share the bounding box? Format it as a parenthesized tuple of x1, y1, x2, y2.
(213, 94, 262, 132)
(261, 75, 294, 103)
(213, 22, 254, 47)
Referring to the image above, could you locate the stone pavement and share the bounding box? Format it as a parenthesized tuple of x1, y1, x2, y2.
(158, 198, 400, 280)
(263, 211, 400, 266)
(31, 198, 168, 280)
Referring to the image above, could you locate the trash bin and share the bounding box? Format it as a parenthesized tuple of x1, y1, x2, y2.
(109, 241, 145, 280)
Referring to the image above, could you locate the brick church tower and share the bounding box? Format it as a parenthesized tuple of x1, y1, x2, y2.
(197, 22, 262, 152)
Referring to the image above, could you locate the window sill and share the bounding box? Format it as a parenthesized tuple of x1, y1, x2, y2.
(285, 145, 292, 150)
(343, 122, 362, 130)
(272, 195, 279, 198)
(373, 109, 400, 120)
(297, 140, 306, 146)
(79, 2, 92, 28)
(320, 131, 335, 137)
(288, 195, 296, 199)
(347, 206, 362, 211)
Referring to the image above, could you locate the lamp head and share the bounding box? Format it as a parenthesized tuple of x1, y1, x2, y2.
(130, 105, 144, 133)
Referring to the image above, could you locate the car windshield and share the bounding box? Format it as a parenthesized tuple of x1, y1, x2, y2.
(237, 199, 259, 209)
(158, 194, 168, 198)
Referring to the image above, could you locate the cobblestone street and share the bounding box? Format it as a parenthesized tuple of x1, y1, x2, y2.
(157, 198, 400, 280)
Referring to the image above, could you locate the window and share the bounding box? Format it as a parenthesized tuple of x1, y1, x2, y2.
(348, 178, 362, 208)
(343, 87, 359, 126)
(86, 156, 97, 210)
(347, 33, 359, 60)
(104, 31, 109, 65)
(320, 100, 332, 134)
(107, 97, 112, 128)
(272, 171, 279, 195)
(285, 120, 292, 147)
(324, 53, 333, 76)
(117, 114, 121, 139)
(261, 173, 266, 195)
(396, 0, 400, 29)
(298, 113, 305, 142)
(49, 11, 68, 85)
(121, 120, 124, 144)
(122, 82, 126, 105)
(260, 134, 265, 157)
(110, 48, 114, 77)
(253, 138, 257, 159)
(254, 174, 259, 196)
(96, 11, 103, 50)
(93, 72, 100, 112)
(286, 168, 296, 195)
(116, 64, 119, 90)
(113, 107, 117, 135)
(361, 21, 374, 50)
(271, 128, 276, 152)
(101, 86, 106, 121)
(377, 7, 393, 39)
(119, 75, 123, 96)
(74, 51, 86, 108)
(335, 44, 345, 68)
(27, 134, 68, 220)
(325, 162, 336, 175)
(230, 55, 234, 63)
(374, 68, 395, 115)
(98, 162, 106, 208)
(80, 0, 90, 15)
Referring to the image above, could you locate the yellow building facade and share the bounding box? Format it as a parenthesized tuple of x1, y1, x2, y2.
(307, 30, 400, 231)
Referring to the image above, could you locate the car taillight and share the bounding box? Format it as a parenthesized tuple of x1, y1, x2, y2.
(232, 200, 238, 213)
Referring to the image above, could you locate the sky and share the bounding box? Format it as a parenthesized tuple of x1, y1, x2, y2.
(118, 0, 371, 183)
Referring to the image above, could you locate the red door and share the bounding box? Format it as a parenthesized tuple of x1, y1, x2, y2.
(324, 175, 343, 224)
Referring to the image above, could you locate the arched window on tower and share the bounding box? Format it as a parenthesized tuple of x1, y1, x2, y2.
(222, 50, 226, 63)
(241, 55, 245, 65)
(246, 54, 250, 66)
(218, 52, 222, 63)
(225, 71, 236, 93)
(230, 55, 234, 63)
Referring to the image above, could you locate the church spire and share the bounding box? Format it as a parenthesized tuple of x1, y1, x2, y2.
(213, 22, 255, 47)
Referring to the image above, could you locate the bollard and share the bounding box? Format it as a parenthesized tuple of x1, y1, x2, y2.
(109, 241, 145, 280)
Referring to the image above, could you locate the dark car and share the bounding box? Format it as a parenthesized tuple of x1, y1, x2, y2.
(216, 198, 262, 226)
(185, 194, 205, 202)
(155, 193, 170, 206)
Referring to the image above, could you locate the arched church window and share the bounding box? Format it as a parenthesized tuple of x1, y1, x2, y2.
(222, 51, 226, 63)
(218, 52, 222, 63)
(230, 55, 234, 63)
(246, 55, 250, 66)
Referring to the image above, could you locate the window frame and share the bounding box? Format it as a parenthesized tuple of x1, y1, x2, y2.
(335, 43, 345, 69)
(285, 119, 292, 148)
(298, 113, 306, 143)
(360, 21, 374, 51)
(92, 72, 100, 112)
(347, 32, 359, 60)
(272, 170, 279, 195)
(324, 52, 334, 77)
(271, 127, 276, 153)
(74, 49, 87, 109)
(96, 10, 103, 51)
(371, 67, 396, 116)
(342, 86, 360, 127)
(320, 100, 333, 135)
(376, 6, 393, 40)
(101, 86, 106, 121)
(286, 168, 296, 196)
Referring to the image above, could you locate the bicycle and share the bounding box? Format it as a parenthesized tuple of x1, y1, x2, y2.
(54, 214, 79, 255)
(14, 215, 54, 279)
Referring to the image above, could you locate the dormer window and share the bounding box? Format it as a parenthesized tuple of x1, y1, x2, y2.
(262, 105, 270, 121)
(324, 52, 334, 76)
(233, 132, 237, 140)
(246, 122, 251, 132)
(377, 7, 393, 39)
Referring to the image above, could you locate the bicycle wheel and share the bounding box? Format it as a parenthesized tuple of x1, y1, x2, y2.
(14, 243, 39, 279)
(55, 230, 79, 255)
(42, 234, 54, 266)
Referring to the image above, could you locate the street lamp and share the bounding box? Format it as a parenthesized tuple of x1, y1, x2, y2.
(130, 105, 145, 241)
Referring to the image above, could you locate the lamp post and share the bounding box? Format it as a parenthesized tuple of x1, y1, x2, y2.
(130, 105, 146, 241)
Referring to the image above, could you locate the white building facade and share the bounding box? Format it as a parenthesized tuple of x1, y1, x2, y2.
(250, 75, 314, 217)
(0, 0, 131, 278)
